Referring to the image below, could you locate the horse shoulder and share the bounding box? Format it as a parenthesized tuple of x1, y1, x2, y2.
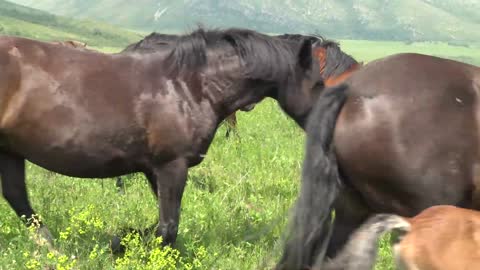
(0, 39, 23, 130)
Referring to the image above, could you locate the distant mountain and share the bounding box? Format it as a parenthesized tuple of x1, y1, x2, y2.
(0, 0, 142, 47)
(7, 0, 480, 43)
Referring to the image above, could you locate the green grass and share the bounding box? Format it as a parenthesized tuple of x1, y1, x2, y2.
(0, 100, 306, 270)
(0, 38, 478, 269)
(340, 39, 480, 65)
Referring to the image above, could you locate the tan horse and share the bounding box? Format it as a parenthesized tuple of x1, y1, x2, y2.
(314, 205, 480, 270)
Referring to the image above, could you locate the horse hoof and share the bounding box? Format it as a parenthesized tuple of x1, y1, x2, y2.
(37, 226, 54, 244)
(110, 235, 125, 254)
(29, 225, 55, 248)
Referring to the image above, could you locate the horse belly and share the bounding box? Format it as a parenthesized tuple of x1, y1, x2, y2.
(18, 144, 142, 178)
(3, 120, 147, 178)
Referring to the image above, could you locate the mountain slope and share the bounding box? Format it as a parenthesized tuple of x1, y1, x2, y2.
(0, 0, 142, 47)
(7, 0, 480, 43)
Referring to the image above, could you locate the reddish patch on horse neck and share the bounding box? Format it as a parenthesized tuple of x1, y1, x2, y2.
(313, 47, 361, 87)
(313, 47, 327, 75)
(324, 63, 361, 87)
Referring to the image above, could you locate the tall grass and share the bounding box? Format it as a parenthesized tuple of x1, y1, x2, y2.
(0, 39, 478, 269)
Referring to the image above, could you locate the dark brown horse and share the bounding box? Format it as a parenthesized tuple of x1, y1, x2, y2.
(113, 32, 306, 194)
(277, 53, 480, 270)
(113, 33, 360, 195)
(0, 28, 324, 249)
(121, 32, 255, 138)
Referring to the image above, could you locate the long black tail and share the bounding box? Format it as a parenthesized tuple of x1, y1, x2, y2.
(321, 214, 411, 270)
(276, 84, 349, 270)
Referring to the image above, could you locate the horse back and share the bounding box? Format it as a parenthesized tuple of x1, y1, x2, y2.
(346, 53, 478, 96)
(0, 36, 148, 127)
(0, 35, 155, 100)
(0, 36, 165, 176)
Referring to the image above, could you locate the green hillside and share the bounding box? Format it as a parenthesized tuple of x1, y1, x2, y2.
(0, 0, 142, 48)
(7, 0, 480, 43)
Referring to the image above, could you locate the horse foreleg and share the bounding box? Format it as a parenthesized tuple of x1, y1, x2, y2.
(0, 153, 54, 247)
(149, 158, 188, 246)
(110, 160, 187, 252)
(115, 176, 125, 195)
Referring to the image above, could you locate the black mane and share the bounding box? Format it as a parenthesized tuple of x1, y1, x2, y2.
(276, 33, 359, 79)
(164, 27, 311, 82)
(122, 32, 178, 52)
(315, 37, 358, 79)
(125, 30, 357, 82)
(276, 33, 320, 42)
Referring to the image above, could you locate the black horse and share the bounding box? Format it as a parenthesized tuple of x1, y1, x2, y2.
(0, 27, 324, 249)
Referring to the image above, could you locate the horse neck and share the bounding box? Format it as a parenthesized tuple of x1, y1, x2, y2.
(315, 46, 361, 87)
(200, 71, 269, 121)
(323, 63, 361, 87)
(198, 53, 271, 119)
(148, 47, 271, 124)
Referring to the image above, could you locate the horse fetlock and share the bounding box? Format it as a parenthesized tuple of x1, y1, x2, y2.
(28, 224, 55, 250)
(110, 235, 124, 254)
(156, 221, 179, 245)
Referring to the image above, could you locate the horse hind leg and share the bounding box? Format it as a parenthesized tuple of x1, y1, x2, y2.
(0, 152, 54, 248)
(325, 187, 371, 259)
(115, 176, 125, 195)
(225, 113, 238, 138)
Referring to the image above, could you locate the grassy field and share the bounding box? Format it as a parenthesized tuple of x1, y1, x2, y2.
(0, 0, 143, 47)
(10, 0, 480, 43)
(0, 38, 478, 270)
(340, 39, 480, 65)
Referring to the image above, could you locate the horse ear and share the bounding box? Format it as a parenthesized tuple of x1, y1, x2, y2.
(297, 39, 313, 71)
